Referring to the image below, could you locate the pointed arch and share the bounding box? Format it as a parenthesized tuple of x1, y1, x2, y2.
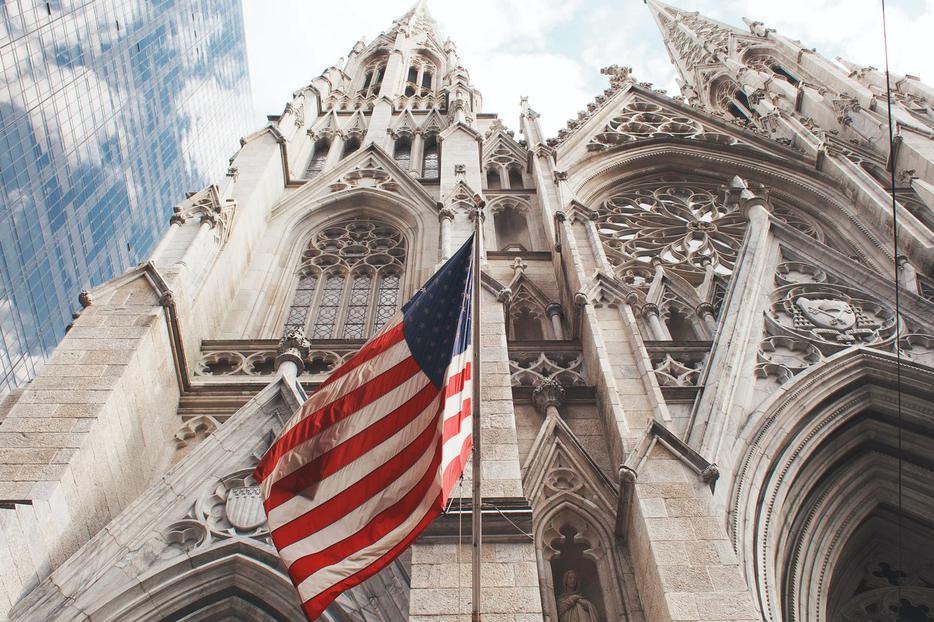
(729, 349, 934, 621)
(488, 196, 533, 252)
(524, 412, 642, 621)
(571, 149, 893, 277)
(88, 541, 308, 621)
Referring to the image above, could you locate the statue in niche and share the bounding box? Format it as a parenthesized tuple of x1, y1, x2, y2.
(557, 569, 599, 622)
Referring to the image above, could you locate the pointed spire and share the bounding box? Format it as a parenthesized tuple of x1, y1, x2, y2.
(646, 0, 745, 83)
(390, 0, 441, 39)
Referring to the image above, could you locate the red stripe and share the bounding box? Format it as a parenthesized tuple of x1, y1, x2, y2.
(255, 355, 421, 482)
(286, 442, 442, 587)
(300, 497, 442, 621)
(317, 322, 406, 390)
(444, 362, 471, 398)
(441, 398, 471, 441)
(264, 381, 440, 512)
(442, 434, 473, 502)
(270, 403, 441, 548)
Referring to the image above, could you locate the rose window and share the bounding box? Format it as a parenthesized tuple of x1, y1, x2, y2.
(596, 183, 747, 285)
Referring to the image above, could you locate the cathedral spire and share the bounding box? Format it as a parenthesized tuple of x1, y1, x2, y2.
(390, 0, 442, 39)
(646, 0, 745, 84)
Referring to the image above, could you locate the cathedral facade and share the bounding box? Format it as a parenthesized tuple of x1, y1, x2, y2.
(2, 1, 934, 620)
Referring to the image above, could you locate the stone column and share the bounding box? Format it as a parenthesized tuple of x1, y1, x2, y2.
(324, 132, 345, 171)
(275, 328, 309, 384)
(408, 287, 542, 621)
(438, 207, 456, 262)
(696, 303, 718, 337)
(545, 304, 565, 340)
(625, 443, 759, 621)
(642, 303, 668, 340)
(411, 131, 424, 177)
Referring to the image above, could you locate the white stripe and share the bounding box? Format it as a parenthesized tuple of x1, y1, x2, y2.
(263, 369, 432, 492)
(295, 484, 441, 603)
(441, 414, 472, 471)
(278, 431, 440, 564)
(276, 325, 409, 437)
(267, 390, 442, 527)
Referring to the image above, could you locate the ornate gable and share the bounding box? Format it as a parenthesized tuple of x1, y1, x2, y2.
(389, 109, 420, 138)
(274, 144, 437, 218)
(420, 108, 447, 134)
(482, 127, 528, 173)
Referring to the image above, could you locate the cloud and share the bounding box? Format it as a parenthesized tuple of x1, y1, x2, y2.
(241, 0, 934, 140)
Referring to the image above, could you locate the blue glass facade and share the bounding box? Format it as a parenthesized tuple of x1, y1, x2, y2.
(0, 0, 254, 393)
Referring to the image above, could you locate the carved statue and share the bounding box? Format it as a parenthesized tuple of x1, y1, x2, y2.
(556, 570, 599, 622)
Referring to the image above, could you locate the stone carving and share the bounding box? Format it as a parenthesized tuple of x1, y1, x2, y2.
(557, 570, 599, 622)
(587, 99, 740, 151)
(653, 354, 704, 387)
(838, 555, 934, 622)
(329, 156, 402, 193)
(510, 351, 587, 387)
(899, 334, 934, 368)
(596, 181, 747, 284)
(775, 261, 828, 286)
(755, 335, 823, 382)
(195, 344, 356, 377)
(158, 468, 271, 564)
(796, 296, 856, 331)
(767, 283, 898, 349)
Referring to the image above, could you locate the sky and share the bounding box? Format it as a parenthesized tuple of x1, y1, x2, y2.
(241, 0, 934, 138)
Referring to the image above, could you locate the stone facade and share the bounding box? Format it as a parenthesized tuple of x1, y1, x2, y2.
(2, 1, 934, 620)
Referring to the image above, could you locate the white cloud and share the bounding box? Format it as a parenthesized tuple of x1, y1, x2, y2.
(242, 0, 934, 139)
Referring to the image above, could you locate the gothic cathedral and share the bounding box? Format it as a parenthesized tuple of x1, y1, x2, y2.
(3, 1, 934, 621)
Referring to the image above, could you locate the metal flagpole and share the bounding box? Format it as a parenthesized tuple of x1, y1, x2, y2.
(471, 196, 484, 622)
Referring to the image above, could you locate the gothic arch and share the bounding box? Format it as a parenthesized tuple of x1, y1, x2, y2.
(728, 348, 934, 621)
(569, 148, 892, 273)
(489, 196, 533, 251)
(75, 540, 309, 621)
(259, 188, 434, 337)
(525, 414, 642, 621)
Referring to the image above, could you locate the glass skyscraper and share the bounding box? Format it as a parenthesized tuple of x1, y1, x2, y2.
(0, 0, 254, 394)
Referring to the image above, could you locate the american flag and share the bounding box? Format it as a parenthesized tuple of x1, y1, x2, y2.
(255, 235, 476, 620)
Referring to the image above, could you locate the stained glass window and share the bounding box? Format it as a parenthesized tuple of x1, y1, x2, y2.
(284, 220, 406, 340)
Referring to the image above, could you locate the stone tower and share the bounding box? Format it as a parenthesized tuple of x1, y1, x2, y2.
(3, 2, 934, 621)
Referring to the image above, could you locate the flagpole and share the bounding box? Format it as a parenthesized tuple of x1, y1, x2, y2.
(471, 196, 484, 622)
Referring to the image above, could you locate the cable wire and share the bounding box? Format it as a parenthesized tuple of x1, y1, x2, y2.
(879, 0, 904, 600)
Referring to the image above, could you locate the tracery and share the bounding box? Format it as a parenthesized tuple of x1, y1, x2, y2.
(283, 220, 406, 339)
(595, 177, 825, 287)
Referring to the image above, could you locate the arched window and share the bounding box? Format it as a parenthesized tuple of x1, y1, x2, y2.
(358, 58, 386, 98)
(404, 56, 436, 97)
(487, 168, 501, 190)
(508, 166, 523, 189)
(422, 135, 439, 179)
(283, 220, 406, 339)
(304, 138, 329, 178)
(341, 136, 361, 159)
(394, 137, 411, 170)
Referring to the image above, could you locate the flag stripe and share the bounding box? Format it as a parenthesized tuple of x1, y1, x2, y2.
(316, 320, 406, 389)
(263, 372, 435, 508)
(286, 441, 442, 582)
(264, 379, 439, 513)
(299, 497, 441, 621)
(258, 353, 422, 484)
(270, 396, 441, 549)
(442, 427, 473, 499)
